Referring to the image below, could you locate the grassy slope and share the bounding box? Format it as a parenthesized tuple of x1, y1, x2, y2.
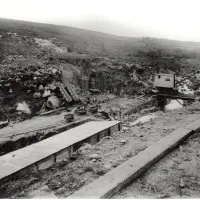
(1, 18, 200, 57)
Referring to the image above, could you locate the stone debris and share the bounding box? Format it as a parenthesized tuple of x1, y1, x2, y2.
(165, 99, 183, 111)
(158, 193, 170, 199)
(33, 92, 41, 98)
(103, 136, 112, 140)
(180, 178, 185, 188)
(47, 96, 61, 109)
(88, 154, 101, 160)
(26, 185, 57, 199)
(140, 106, 156, 114)
(119, 139, 127, 145)
(43, 90, 51, 97)
(130, 113, 157, 126)
(64, 113, 74, 123)
(16, 101, 31, 114)
(39, 85, 44, 91)
(0, 120, 9, 128)
(78, 143, 93, 154)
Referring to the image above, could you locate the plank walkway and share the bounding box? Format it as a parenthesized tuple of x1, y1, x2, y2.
(0, 121, 121, 183)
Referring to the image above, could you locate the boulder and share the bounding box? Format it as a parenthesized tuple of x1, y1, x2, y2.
(33, 92, 41, 99)
(88, 154, 101, 160)
(47, 96, 61, 109)
(43, 90, 51, 97)
(16, 101, 31, 114)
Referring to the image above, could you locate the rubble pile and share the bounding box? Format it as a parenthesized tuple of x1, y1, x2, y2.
(0, 62, 65, 121)
(0, 31, 154, 117)
(0, 33, 85, 124)
(3, 27, 199, 126)
(76, 57, 152, 96)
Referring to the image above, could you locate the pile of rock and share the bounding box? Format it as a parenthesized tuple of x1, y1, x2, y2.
(0, 64, 62, 96)
(0, 63, 63, 121)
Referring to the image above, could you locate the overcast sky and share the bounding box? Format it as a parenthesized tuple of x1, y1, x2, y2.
(1, 0, 200, 42)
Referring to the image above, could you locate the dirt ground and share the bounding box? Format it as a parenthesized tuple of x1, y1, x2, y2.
(0, 94, 141, 139)
(114, 130, 200, 199)
(0, 95, 147, 156)
(0, 110, 88, 139)
(79, 94, 146, 114)
(1, 100, 200, 198)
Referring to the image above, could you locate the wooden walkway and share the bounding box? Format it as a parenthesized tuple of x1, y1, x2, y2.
(0, 121, 121, 183)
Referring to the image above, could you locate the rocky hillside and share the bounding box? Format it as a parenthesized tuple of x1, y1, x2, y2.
(1, 18, 200, 122)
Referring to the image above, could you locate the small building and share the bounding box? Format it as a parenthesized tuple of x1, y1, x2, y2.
(153, 74, 175, 88)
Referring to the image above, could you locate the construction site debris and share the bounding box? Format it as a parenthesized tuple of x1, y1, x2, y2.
(58, 83, 73, 103)
(98, 110, 114, 120)
(165, 99, 183, 111)
(78, 143, 93, 154)
(43, 90, 51, 97)
(26, 185, 57, 199)
(47, 96, 61, 109)
(66, 84, 79, 101)
(64, 113, 74, 123)
(16, 101, 31, 114)
(33, 92, 41, 98)
(180, 178, 185, 188)
(159, 193, 170, 199)
(76, 105, 87, 115)
(103, 136, 112, 140)
(0, 120, 9, 128)
(64, 108, 76, 122)
(39, 85, 44, 91)
(130, 113, 157, 126)
(89, 104, 98, 114)
(88, 154, 101, 160)
(39, 107, 66, 116)
(140, 106, 156, 114)
(119, 139, 127, 145)
(89, 89, 100, 94)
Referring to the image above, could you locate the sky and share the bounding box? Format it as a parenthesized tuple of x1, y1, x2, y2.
(0, 0, 200, 42)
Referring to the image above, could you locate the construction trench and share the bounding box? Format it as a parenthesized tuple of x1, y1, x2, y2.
(1, 28, 200, 198)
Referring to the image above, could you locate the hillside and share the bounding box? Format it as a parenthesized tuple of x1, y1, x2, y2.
(1, 18, 200, 57)
(1, 18, 200, 122)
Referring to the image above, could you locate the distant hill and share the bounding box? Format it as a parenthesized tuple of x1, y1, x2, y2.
(0, 18, 200, 57)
